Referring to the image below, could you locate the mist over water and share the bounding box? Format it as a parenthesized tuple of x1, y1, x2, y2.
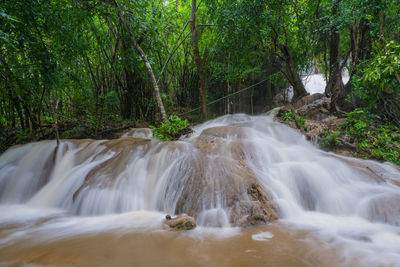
(0, 113, 399, 266)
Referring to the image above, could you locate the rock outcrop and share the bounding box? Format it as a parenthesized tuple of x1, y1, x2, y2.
(367, 194, 400, 226)
(72, 138, 152, 201)
(121, 128, 152, 139)
(187, 126, 280, 227)
(295, 95, 331, 120)
(293, 93, 324, 109)
(69, 127, 280, 227)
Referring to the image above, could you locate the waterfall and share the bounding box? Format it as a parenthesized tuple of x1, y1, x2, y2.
(0, 113, 399, 266)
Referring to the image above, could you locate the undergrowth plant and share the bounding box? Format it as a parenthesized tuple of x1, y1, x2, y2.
(151, 115, 190, 141)
(282, 111, 293, 122)
(319, 130, 340, 148)
(281, 111, 308, 132)
(341, 108, 400, 164)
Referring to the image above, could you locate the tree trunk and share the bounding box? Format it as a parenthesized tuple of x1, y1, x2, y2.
(15, 101, 25, 130)
(190, 0, 207, 119)
(346, 18, 371, 93)
(325, 0, 345, 112)
(266, 53, 272, 106)
(118, 11, 168, 121)
(276, 43, 308, 101)
(54, 99, 60, 146)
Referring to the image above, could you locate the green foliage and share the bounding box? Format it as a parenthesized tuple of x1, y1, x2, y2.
(295, 116, 309, 132)
(341, 108, 376, 141)
(353, 40, 400, 111)
(0, 0, 399, 155)
(0, 116, 6, 127)
(282, 111, 294, 122)
(281, 111, 308, 131)
(341, 109, 400, 164)
(369, 124, 400, 164)
(150, 115, 189, 141)
(320, 131, 341, 148)
(61, 126, 87, 139)
(361, 41, 400, 94)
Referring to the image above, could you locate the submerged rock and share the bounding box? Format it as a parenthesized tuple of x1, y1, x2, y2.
(201, 125, 249, 139)
(188, 134, 280, 227)
(366, 194, 400, 226)
(163, 214, 196, 230)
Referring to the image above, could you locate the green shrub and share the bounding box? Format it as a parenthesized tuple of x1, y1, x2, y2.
(341, 109, 400, 164)
(341, 109, 375, 141)
(61, 125, 87, 139)
(150, 115, 190, 141)
(282, 111, 293, 122)
(319, 130, 340, 148)
(352, 40, 400, 125)
(295, 115, 309, 132)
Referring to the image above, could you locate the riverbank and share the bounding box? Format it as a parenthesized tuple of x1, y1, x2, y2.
(275, 94, 400, 166)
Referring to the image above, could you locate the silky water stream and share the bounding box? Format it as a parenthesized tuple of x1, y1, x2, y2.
(0, 114, 399, 266)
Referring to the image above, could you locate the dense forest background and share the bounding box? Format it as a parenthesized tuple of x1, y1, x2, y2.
(1, 0, 399, 152)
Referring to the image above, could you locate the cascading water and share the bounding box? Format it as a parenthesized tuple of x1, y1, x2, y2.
(0, 113, 399, 266)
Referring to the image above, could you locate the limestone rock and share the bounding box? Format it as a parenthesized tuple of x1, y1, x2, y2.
(163, 214, 196, 230)
(184, 134, 280, 227)
(70, 132, 280, 228)
(122, 128, 152, 139)
(72, 138, 151, 201)
(201, 126, 249, 139)
(366, 194, 400, 226)
(296, 97, 331, 120)
(293, 93, 324, 109)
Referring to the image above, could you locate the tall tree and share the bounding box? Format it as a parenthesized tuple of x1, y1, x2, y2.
(325, 0, 345, 112)
(190, 0, 207, 119)
(117, 5, 168, 121)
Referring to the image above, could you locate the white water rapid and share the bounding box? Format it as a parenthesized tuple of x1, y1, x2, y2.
(0, 114, 399, 266)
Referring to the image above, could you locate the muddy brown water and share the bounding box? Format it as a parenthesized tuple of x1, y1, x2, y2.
(0, 222, 348, 267)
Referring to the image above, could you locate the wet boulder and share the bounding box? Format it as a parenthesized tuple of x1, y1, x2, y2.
(182, 135, 280, 227)
(295, 96, 331, 120)
(201, 126, 249, 139)
(366, 194, 400, 226)
(122, 128, 152, 139)
(72, 138, 152, 201)
(293, 93, 323, 109)
(163, 214, 196, 231)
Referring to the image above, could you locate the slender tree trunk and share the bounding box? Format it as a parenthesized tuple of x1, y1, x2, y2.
(326, 30, 344, 112)
(190, 0, 207, 119)
(54, 99, 60, 146)
(266, 54, 272, 106)
(325, 0, 345, 112)
(0, 51, 38, 129)
(346, 18, 372, 94)
(15, 101, 25, 129)
(118, 11, 168, 121)
(227, 52, 231, 114)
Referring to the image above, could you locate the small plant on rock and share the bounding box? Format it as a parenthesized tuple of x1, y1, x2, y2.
(151, 115, 191, 141)
(282, 111, 294, 122)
